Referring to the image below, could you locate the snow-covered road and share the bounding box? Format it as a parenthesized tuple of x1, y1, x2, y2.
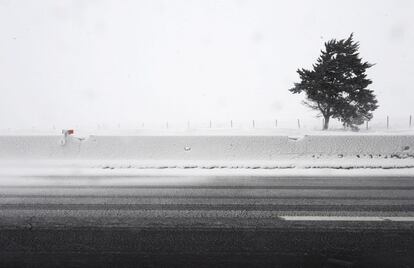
(1, 172, 413, 267)
(1, 174, 413, 228)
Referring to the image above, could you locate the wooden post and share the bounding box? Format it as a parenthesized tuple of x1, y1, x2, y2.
(252, 120, 255, 128)
(275, 120, 278, 128)
(230, 120, 233, 128)
(297, 119, 301, 129)
(366, 121, 369, 130)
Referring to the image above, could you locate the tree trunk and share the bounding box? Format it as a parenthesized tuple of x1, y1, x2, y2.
(323, 116, 330, 130)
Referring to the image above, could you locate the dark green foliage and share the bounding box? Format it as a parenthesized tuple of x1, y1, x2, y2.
(290, 34, 378, 130)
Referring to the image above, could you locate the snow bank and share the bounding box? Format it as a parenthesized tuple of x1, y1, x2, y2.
(0, 134, 413, 161)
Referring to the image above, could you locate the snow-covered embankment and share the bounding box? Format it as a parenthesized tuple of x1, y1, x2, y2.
(0, 134, 413, 171)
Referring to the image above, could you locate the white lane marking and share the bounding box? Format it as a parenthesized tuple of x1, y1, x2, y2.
(280, 216, 414, 222)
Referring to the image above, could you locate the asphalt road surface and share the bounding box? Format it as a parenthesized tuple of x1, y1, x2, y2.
(0, 174, 413, 267)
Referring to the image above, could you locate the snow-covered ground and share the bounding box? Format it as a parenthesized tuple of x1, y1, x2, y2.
(0, 129, 414, 175)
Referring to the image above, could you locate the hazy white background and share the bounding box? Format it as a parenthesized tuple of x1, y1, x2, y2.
(0, 0, 413, 129)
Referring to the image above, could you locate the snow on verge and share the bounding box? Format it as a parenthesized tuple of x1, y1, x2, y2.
(0, 134, 414, 173)
(0, 134, 413, 160)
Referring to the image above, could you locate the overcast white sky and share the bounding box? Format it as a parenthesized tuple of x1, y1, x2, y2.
(0, 0, 413, 129)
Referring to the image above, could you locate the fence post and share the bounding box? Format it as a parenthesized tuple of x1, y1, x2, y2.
(297, 119, 301, 129)
(366, 121, 369, 130)
(252, 120, 255, 128)
(230, 120, 233, 128)
(209, 120, 212, 128)
(387, 116, 389, 129)
(275, 120, 278, 128)
(410, 115, 412, 128)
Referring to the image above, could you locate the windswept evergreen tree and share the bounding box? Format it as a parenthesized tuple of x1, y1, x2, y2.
(290, 34, 378, 130)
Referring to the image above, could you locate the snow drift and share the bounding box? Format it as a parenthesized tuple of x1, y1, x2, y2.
(0, 134, 413, 160)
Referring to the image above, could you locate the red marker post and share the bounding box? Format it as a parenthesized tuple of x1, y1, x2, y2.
(61, 129, 75, 145)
